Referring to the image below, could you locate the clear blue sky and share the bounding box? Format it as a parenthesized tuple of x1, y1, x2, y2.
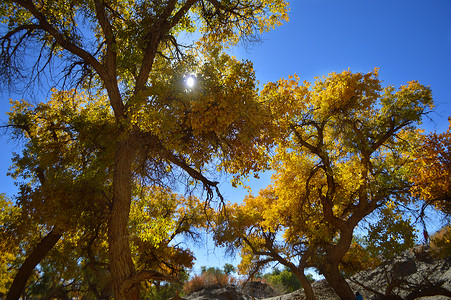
(1, 0, 450, 275)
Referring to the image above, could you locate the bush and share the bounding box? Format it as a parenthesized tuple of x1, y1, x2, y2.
(430, 225, 451, 257)
(183, 266, 237, 295)
(142, 270, 188, 299)
(262, 267, 310, 294)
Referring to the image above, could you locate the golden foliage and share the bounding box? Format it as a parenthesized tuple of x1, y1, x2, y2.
(410, 119, 451, 214)
(430, 226, 451, 258)
(340, 240, 379, 277)
(365, 202, 417, 260)
(1, 0, 291, 297)
(215, 69, 433, 281)
(7, 89, 114, 230)
(130, 186, 209, 277)
(0, 195, 21, 295)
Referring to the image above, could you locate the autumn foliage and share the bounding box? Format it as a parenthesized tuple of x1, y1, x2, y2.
(214, 69, 433, 299)
(183, 270, 237, 295)
(410, 119, 451, 214)
(0, 0, 449, 299)
(430, 225, 451, 257)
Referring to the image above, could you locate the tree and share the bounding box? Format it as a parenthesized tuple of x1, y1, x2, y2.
(223, 263, 236, 275)
(2, 105, 209, 297)
(0, 1, 289, 299)
(144, 269, 189, 300)
(410, 118, 451, 215)
(3, 86, 243, 298)
(215, 69, 433, 299)
(364, 201, 417, 260)
(4, 90, 114, 299)
(263, 267, 311, 293)
(0, 194, 21, 297)
(214, 186, 319, 299)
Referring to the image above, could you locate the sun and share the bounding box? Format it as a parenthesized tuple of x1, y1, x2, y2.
(186, 76, 195, 88)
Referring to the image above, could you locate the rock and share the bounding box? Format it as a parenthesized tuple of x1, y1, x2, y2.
(346, 248, 451, 299)
(392, 258, 417, 278)
(184, 282, 278, 300)
(261, 290, 304, 300)
(242, 281, 278, 299)
(184, 284, 251, 300)
(184, 248, 451, 300)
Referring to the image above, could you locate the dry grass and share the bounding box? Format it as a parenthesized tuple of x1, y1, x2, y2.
(183, 272, 238, 294)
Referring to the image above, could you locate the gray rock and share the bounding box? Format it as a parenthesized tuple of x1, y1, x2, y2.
(347, 247, 451, 299)
(184, 247, 451, 300)
(242, 281, 278, 299)
(184, 284, 252, 300)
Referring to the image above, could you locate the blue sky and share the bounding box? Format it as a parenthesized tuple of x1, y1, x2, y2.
(1, 0, 450, 275)
(233, 0, 451, 135)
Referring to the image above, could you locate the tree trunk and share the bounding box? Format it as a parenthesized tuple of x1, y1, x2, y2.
(108, 138, 139, 300)
(322, 262, 355, 299)
(7, 228, 62, 300)
(293, 269, 315, 300)
(321, 226, 356, 300)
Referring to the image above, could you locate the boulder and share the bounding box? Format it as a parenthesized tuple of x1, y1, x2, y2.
(349, 246, 451, 299)
(184, 282, 277, 300)
(242, 281, 278, 299)
(184, 284, 251, 300)
(184, 247, 451, 300)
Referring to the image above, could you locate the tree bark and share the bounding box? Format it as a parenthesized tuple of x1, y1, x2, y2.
(7, 228, 62, 300)
(293, 269, 315, 300)
(322, 262, 355, 299)
(108, 137, 139, 300)
(321, 226, 356, 300)
(405, 286, 451, 299)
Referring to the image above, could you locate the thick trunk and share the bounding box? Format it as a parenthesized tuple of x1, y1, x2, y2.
(108, 138, 139, 300)
(293, 269, 315, 300)
(321, 227, 355, 299)
(322, 262, 354, 299)
(7, 228, 62, 300)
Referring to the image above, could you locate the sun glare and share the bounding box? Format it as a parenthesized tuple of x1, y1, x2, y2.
(186, 76, 195, 88)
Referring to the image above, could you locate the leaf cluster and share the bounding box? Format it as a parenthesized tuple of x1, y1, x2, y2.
(7, 89, 114, 230)
(410, 119, 451, 215)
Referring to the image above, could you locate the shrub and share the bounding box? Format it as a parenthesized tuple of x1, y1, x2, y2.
(430, 225, 451, 257)
(183, 267, 237, 294)
(262, 267, 310, 294)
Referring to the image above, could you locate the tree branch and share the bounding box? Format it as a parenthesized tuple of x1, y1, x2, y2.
(13, 0, 104, 78)
(120, 270, 178, 294)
